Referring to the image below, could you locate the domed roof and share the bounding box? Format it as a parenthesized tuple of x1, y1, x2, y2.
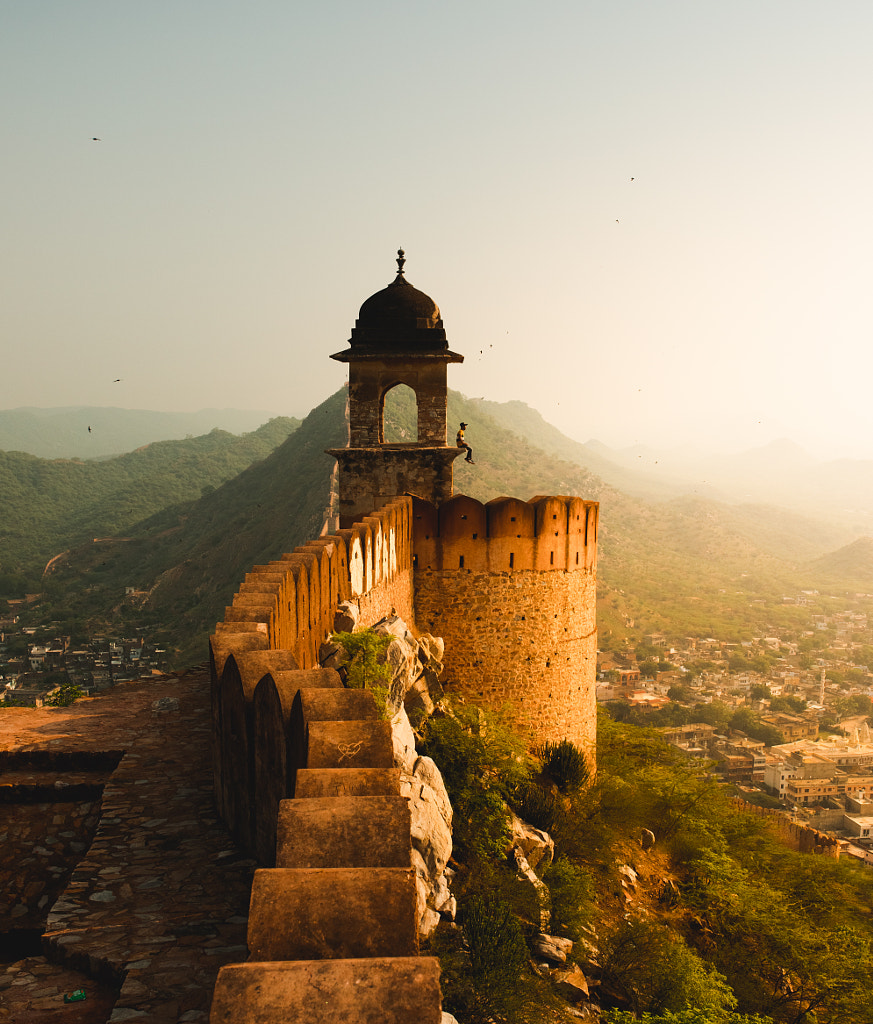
(348, 250, 448, 353)
(357, 275, 441, 327)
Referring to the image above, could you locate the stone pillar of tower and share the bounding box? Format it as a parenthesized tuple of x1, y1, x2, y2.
(327, 251, 465, 527)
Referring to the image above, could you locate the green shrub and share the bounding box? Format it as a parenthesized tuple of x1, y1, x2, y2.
(542, 857, 594, 941)
(330, 630, 392, 690)
(43, 682, 84, 707)
(537, 738, 591, 792)
(598, 918, 736, 1019)
(461, 894, 530, 1022)
(419, 701, 532, 861)
(602, 1012, 774, 1024)
(507, 781, 559, 833)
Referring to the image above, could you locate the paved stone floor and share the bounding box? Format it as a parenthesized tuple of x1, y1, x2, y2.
(0, 669, 255, 1022)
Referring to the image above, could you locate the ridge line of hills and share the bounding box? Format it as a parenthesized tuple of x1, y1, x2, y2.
(2, 388, 872, 664)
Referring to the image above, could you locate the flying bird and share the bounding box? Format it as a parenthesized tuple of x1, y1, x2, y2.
(88, 426, 91, 433)
(92, 137, 101, 141)
(113, 378, 122, 382)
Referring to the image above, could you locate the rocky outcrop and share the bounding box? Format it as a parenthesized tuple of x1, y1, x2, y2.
(370, 616, 455, 941)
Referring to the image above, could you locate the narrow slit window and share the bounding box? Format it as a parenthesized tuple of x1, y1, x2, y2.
(550, 551, 554, 565)
(459, 555, 465, 568)
(509, 553, 515, 568)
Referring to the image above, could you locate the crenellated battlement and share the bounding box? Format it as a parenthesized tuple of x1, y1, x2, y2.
(411, 493, 598, 573)
(215, 497, 414, 673)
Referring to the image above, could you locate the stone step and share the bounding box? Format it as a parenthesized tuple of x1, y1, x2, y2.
(306, 720, 394, 770)
(247, 867, 418, 961)
(294, 767, 401, 798)
(275, 796, 411, 869)
(210, 957, 443, 1024)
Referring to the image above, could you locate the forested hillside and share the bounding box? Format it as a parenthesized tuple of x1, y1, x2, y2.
(39, 390, 347, 663)
(0, 417, 298, 580)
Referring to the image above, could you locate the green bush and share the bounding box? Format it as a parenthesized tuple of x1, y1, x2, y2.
(43, 682, 83, 707)
(536, 738, 591, 792)
(602, 1011, 775, 1024)
(507, 781, 559, 833)
(419, 701, 531, 862)
(330, 630, 392, 690)
(598, 918, 736, 1018)
(542, 857, 594, 941)
(460, 894, 531, 1022)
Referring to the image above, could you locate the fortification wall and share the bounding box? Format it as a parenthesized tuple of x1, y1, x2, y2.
(732, 798, 841, 858)
(208, 489, 599, 1019)
(412, 494, 599, 757)
(208, 494, 442, 1022)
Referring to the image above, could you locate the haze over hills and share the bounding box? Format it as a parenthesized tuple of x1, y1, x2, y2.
(17, 386, 869, 665)
(0, 406, 282, 460)
(474, 397, 873, 534)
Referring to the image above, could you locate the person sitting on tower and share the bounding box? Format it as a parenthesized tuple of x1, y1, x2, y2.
(456, 422, 474, 464)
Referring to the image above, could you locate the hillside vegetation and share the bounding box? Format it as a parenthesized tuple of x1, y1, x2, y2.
(422, 704, 873, 1024)
(9, 386, 873, 664)
(0, 417, 299, 579)
(39, 390, 347, 663)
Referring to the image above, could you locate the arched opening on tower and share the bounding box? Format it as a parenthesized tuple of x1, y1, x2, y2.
(381, 383, 419, 443)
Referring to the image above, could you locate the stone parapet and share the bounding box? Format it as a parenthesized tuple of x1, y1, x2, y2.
(247, 867, 419, 960)
(210, 958, 443, 1024)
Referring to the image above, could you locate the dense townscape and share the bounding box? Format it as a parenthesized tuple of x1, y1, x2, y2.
(597, 590, 873, 863)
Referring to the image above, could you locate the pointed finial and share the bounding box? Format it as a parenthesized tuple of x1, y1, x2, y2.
(396, 248, 406, 277)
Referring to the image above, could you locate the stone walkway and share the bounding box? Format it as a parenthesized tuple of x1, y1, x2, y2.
(0, 669, 254, 1022)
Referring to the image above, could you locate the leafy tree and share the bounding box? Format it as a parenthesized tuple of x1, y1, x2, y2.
(682, 848, 873, 1023)
(597, 918, 736, 1018)
(845, 694, 873, 717)
(768, 695, 806, 714)
(694, 701, 732, 730)
(729, 708, 782, 746)
(330, 630, 392, 690)
(668, 683, 694, 702)
(43, 681, 83, 707)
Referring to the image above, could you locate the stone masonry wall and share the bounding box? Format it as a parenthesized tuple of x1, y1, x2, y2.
(414, 568, 598, 756)
(732, 798, 841, 858)
(411, 493, 599, 759)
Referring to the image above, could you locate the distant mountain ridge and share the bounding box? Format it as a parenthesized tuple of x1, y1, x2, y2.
(0, 406, 283, 459)
(41, 387, 872, 664)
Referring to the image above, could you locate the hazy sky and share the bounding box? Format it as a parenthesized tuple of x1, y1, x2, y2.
(3, 2, 873, 459)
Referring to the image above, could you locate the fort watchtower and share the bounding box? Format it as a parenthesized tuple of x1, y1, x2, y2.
(327, 250, 465, 527)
